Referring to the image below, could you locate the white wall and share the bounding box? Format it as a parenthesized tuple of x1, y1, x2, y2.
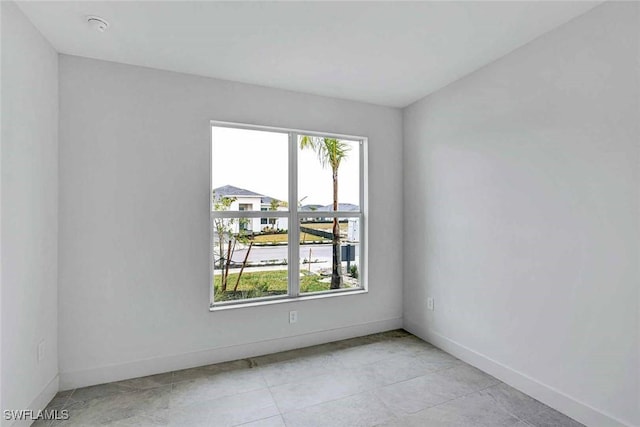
(58, 55, 403, 389)
(403, 2, 639, 427)
(1, 2, 59, 424)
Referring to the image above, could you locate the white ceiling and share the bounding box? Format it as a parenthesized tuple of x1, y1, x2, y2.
(18, 1, 601, 108)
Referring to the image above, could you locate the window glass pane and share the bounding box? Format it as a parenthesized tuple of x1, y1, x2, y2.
(212, 217, 289, 303)
(298, 136, 359, 212)
(211, 124, 365, 307)
(212, 127, 288, 212)
(299, 217, 361, 294)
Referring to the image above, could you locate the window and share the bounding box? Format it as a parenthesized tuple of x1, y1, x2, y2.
(260, 207, 268, 225)
(211, 122, 366, 307)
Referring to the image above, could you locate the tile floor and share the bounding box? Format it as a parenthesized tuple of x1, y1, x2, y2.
(37, 330, 583, 427)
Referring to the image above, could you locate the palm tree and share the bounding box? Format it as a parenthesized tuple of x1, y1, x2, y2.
(269, 198, 280, 230)
(299, 136, 350, 289)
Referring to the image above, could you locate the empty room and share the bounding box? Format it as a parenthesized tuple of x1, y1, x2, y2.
(1, 1, 638, 426)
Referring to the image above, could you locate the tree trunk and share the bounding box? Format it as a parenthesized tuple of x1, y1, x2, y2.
(331, 170, 342, 289)
(216, 221, 225, 270)
(221, 239, 235, 292)
(233, 241, 253, 292)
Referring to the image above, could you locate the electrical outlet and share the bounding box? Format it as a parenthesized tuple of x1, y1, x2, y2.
(427, 297, 435, 311)
(37, 339, 45, 363)
(289, 310, 298, 324)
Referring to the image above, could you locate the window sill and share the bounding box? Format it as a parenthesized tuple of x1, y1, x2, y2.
(210, 288, 368, 311)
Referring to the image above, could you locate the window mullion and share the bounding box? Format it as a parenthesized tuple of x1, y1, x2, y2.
(210, 210, 287, 219)
(288, 132, 300, 297)
(360, 139, 366, 291)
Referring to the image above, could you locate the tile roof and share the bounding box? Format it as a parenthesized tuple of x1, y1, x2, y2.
(213, 184, 264, 198)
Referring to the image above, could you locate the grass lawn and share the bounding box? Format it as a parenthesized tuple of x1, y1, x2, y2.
(303, 222, 348, 232)
(213, 270, 330, 301)
(252, 232, 328, 244)
(252, 223, 347, 244)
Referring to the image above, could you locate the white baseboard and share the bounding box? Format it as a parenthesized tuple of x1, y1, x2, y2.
(8, 375, 59, 427)
(60, 317, 403, 391)
(404, 323, 635, 427)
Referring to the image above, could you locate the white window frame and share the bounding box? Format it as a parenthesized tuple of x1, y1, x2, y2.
(210, 121, 368, 309)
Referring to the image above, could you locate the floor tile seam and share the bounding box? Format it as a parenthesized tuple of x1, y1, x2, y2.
(60, 389, 77, 410)
(274, 383, 391, 418)
(411, 380, 516, 419)
(166, 397, 277, 421)
(331, 351, 425, 373)
(430, 362, 468, 376)
(404, 380, 498, 415)
(100, 412, 149, 427)
(373, 360, 467, 388)
(61, 387, 144, 408)
(281, 410, 293, 427)
(56, 392, 79, 424)
(267, 376, 286, 416)
(517, 406, 577, 426)
(495, 403, 543, 425)
(475, 382, 578, 426)
(263, 367, 350, 387)
(354, 353, 407, 368)
(278, 389, 361, 415)
(230, 412, 282, 427)
(263, 362, 357, 389)
(370, 386, 406, 425)
(166, 383, 269, 412)
(265, 362, 415, 392)
(256, 368, 271, 391)
(373, 363, 464, 391)
(418, 360, 467, 376)
(263, 365, 363, 389)
(374, 371, 426, 388)
(468, 382, 537, 425)
(266, 360, 463, 408)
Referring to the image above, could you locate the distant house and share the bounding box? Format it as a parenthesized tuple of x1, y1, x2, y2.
(300, 203, 359, 212)
(213, 185, 288, 232)
(213, 184, 361, 232)
(299, 203, 360, 222)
